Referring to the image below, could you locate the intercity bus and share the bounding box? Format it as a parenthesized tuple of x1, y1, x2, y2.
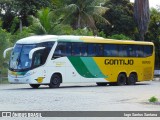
(4, 35, 155, 88)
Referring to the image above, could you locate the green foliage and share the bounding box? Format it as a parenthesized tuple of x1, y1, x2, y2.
(53, 24, 73, 35)
(10, 27, 32, 44)
(145, 8, 160, 41)
(29, 8, 54, 35)
(0, 0, 53, 32)
(146, 8, 160, 69)
(107, 34, 131, 40)
(29, 8, 74, 35)
(72, 28, 93, 36)
(98, 31, 106, 38)
(57, 0, 109, 35)
(0, 28, 11, 75)
(10, 17, 19, 34)
(149, 96, 159, 103)
(0, 19, 2, 27)
(101, 0, 136, 39)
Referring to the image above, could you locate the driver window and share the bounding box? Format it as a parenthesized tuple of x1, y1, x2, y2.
(33, 52, 42, 67)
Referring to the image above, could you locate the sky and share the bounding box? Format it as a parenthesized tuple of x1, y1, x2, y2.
(130, 0, 160, 8)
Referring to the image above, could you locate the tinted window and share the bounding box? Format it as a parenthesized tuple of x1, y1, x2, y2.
(53, 42, 66, 58)
(53, 42, 153, 58)
(118, 45, 127, 57)
(81, 43, 88, 56)
(144, 45, 153, 57)
(135, 45, 144, 57)
(88, 44, 96, 56)
(104, 44, 118, 57)
(127, 45, 136, 57)
(95, 44, 103, 56)
(41, 42, 54, 62)
(72, 43, 81, 56)
(66, 43, 72, 56)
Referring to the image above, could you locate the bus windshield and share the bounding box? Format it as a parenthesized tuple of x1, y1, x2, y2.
(10, 44, 36, 70)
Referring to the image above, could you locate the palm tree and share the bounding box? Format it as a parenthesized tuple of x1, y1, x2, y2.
(29, 8, 54, 34)
(29, 8, 73, 35)
(134, 0, 150, 41)
(58, 0, 109, 35)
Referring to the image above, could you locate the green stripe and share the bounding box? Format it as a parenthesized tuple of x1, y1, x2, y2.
(80, 57, 107, 78)
(68, 57, 95, 78)
(68, 57, 108, 78)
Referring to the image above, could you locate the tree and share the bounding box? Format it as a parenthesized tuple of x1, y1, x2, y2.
(134, 0, 150, 41)
(145, 8, 160, 41)
(145, 7, 160, 69)
(0, 0, 53, 32)
(29, 8, 73, 35)
(0, 27, 10, 74)
(58, 0, 109, 35)
(100, 0, 136, 39)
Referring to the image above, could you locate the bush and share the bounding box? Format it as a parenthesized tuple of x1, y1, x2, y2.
(72, 28, 93, 36)
(98, 31, 106, 38)
(107, 34, 131, 40)
(0, 28, 11, 76)
(10, 27, 33, 44)
(148, 96, 158, 103)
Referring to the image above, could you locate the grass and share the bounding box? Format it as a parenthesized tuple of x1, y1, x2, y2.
(148, 96, 159, 103)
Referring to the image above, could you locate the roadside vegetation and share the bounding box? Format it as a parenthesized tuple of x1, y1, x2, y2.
(147, 96, 160, 106)
(149, 96, 159, 103)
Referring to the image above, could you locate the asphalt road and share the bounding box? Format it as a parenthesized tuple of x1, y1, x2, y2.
(0, 81, 160, 119)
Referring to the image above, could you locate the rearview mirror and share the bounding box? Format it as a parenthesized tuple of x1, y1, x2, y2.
(3, 47, 13, 58)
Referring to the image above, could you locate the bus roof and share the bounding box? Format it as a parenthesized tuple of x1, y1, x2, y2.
(16, 35, 58, 44)
(16, 35, 154, 45)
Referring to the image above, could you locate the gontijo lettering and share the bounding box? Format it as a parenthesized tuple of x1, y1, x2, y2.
(104, 59, 134, 65)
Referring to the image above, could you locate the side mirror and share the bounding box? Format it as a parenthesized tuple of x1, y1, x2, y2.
(29, 47, 45, 59)
(3, 47, 13, 58)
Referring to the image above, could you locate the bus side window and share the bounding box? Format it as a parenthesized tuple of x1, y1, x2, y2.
(33, 53, 41, 66)
(66, 43, 71, 56)
(72, 43, 81, 56)
(81, 43, 88, 56)
(95, 44, 103, 57)
(42, 42, 54, 63)
(88, 44, 96, 57)
(104, 44, 118, 57)
(104, 44, 110, 56)
(33, 51, 43, 67)
(53, 42, 66, 58)
(144, 45, 153, 57)
(128, 45, 136, 57)
(118, 45, 127, 57)
(136, 45, 144, 57)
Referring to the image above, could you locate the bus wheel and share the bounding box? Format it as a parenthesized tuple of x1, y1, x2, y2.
(49, 74, 61, 88)
(117, 73, 127, 86)
(30, 84, 40, 89)
(127, 73, 137, 85)
(96, 82, 107, 86)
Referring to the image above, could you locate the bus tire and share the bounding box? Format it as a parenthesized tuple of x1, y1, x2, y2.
(96, 82, 107, 86)
(49, 74, 61, 88)
(127, 73, 137, 85)
(117, 73, 127, 86)
(30, 84, 40, 89)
